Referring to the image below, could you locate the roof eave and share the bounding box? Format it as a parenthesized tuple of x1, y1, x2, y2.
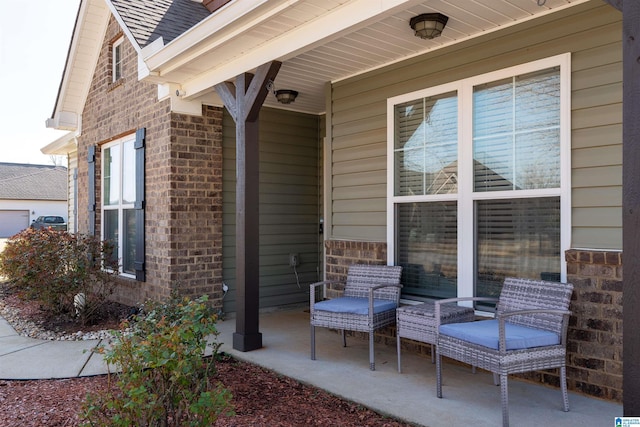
(142, 0, 274, 70)
(47, 0, 111, 131)
(41, 131, 78, 156)
(141, 0, 421, 98)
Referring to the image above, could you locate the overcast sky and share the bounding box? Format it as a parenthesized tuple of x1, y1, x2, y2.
(0, 0, 80, 166)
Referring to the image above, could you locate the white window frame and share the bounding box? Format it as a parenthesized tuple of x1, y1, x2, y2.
(101, 134, 136, 278)
(386, 53, 571, 301)
(112, 36, 123, 83)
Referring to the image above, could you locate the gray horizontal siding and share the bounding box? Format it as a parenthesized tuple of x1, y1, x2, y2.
(572, 165, 621, 188)
(222, 108, 323, 313)
(328, 1, 622, 249)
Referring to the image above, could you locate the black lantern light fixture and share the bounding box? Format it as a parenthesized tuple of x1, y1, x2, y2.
(409, 13, 449, 40)
(267, 80, 299, 104)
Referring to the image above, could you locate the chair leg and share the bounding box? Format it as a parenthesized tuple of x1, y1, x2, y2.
(397, 333, 402, 373)
(436, 348, 443, 398)
(493, 372, 500, 385)
(430, 344, 435, 364)
(341, 329, 346, 347)
(369, 330, 375, 371)
(560, 366, 570, 412)
(500, 373, 509, 427)
(310, 325, 316, 360)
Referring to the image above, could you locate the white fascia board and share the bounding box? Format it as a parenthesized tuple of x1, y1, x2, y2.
(143, 0, 279, 71)
(138, 38, 164, 80)
(145, 0, 417, 98)
(141, 36, 166, 58)
(41, 131, 79, 155)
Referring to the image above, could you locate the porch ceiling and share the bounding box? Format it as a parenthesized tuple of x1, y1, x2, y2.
(141, 0, 590, 115)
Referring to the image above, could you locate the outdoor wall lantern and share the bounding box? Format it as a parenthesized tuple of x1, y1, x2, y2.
(267, 80, 298, 104)
(409, 13, 449, 40)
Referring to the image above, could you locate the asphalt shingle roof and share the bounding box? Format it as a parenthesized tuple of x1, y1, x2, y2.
(110, 0, 212, 48)
(0, 163, 67, 201)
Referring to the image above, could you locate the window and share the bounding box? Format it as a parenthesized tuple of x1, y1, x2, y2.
(112, 37, 123, 83)
(100, 129, 145, 279)
(102, 136, 136, 275)
(387, 54, 570, 303)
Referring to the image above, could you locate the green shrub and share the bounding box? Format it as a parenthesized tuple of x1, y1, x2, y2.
(82, 294, 233, 427)
(0, 228, 118, 324)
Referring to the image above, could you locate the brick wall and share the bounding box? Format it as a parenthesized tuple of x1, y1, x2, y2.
(324, 240, 388, 298)
(164, 106, 224, 304)
(565, 249, 623, 401)
(77, 16, 224, 308)
(324, 239, 623, 402)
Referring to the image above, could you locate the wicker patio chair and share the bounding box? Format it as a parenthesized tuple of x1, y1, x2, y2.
(435, 277, 573, 427)
(310, 264, 402, 370)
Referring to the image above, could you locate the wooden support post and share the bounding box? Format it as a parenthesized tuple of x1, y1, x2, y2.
(602, 0, 640, 412)
(215, 61, 281, 352)
(621, 0, 640, 416)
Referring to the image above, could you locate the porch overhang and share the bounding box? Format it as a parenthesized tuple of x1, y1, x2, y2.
(138, 0, 592, 115)
(141, 0, 422, 102)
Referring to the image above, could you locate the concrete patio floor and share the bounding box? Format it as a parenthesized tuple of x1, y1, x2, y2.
(215, 306, 622, 427)
(0, 302, 623, 426)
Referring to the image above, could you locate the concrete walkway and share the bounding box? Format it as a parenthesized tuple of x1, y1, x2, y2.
(0, 317, 110, 379)
(0, 307, 624, 426)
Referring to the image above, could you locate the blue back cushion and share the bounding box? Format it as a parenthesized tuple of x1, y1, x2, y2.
(314, 297, 397, 315)
(439, 319, 560, 350)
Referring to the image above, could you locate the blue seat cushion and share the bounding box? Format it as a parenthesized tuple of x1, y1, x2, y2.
(439, 319, 560, 350)
(314, 297, 396, 315)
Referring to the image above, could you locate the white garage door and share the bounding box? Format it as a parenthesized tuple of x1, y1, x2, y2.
(0, 210, 30, 238)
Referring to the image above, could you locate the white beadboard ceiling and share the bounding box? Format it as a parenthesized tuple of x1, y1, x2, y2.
(143, 0, 590, 114)
(51, 0, 594, 131)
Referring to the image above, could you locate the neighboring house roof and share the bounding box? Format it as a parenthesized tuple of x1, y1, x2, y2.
(110, 0, 211, 49)
(0, 163, 67, 201)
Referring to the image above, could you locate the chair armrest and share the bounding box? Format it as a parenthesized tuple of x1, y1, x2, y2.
(368, 283, 403, 299)
(309, 280, 342, 305)
(435, 297, 497, 328)
(368, 283, 403, 293)
(499, 308, 572, 318)
(367, 284, 403, 316)
(309, 280, 335, 291)
(497, 309, 572, 353)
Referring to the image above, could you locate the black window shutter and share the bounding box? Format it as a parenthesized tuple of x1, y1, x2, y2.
(87, 145, 96, 236)
(134, 128, 146, 282)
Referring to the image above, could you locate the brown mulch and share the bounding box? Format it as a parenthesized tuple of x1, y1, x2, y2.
(0, 291, 416, 427)
(0, 360, 415, 427)
(0, 291, 133, 334)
